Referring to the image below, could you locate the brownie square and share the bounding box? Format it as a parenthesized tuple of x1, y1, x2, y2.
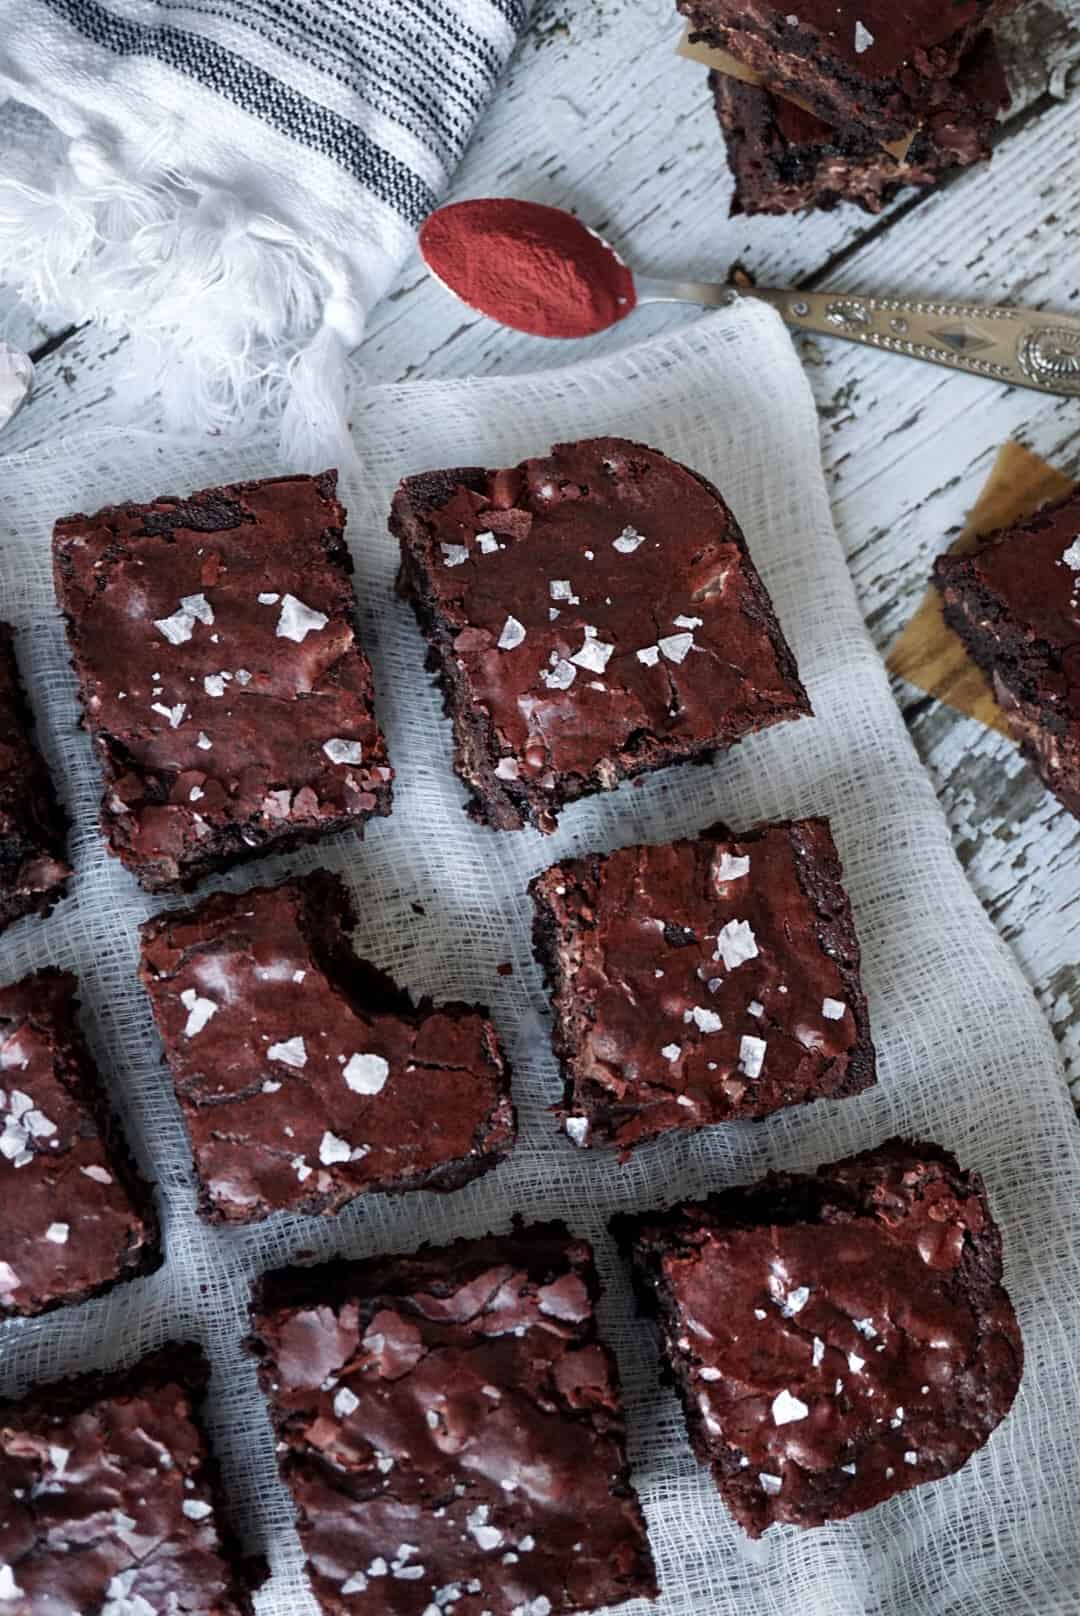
(53, 470, 393, 892)
(530, 817, 874, 1154)
(711, 32, 1007, 215)
(0, 968, 160, 1318)
(682, 0, 1018, 141)
(0, 1345, 256, 1613)
(933, 488, 1080, 819)
(138, 870, 515, 1224)
(0, 623, 70, 933)
(613, 1138, 1024, 1536)
(392, 436, 810, 833)
(249, 1222, 658, 1615)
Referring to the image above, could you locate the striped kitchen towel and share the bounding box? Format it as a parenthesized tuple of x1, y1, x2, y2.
(0, 1, 528, 457)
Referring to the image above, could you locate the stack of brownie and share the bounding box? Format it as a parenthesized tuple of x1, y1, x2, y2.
(679, 0, 1018, 213)
(0, 441, 1027, 1612)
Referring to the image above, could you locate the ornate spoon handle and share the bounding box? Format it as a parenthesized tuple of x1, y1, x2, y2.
(633, 278, 1080, 397)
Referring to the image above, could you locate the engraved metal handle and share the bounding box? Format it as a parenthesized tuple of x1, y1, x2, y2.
(634, 278, 1080, 397)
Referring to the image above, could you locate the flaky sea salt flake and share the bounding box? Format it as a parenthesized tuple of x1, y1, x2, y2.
(277, 594, 329, 642)
(498, 616, 526, 650)
(658, 631, 694, 664)
(344, 1053, 389, 1095)
(570, 637, 613, 674)
(715, 919, 759, 969)
(612, 526, 645, 554)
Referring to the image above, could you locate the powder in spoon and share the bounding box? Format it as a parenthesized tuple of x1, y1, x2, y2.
(419, 198, 637, 339)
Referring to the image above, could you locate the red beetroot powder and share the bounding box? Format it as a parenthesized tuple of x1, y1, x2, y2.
(418, 197, 637, 339)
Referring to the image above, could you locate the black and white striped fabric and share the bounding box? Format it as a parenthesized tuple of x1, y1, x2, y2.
(0, 0, 529, 450)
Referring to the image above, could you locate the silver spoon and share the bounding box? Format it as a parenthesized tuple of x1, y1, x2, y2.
(635, 277, 1080, 398)
(420, 199, 1080, 397)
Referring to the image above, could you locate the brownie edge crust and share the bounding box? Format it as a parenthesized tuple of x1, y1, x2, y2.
(613, 1137, 1023, 1536)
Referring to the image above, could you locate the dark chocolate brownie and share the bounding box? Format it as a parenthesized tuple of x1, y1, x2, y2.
(249, 1222, 658, 1615)
(0, 968, 160, 1318)
(711, 32, 1007, 214)
(682, 0, 1018, 141)
(0, 623, 70, 932)
(613, 1137, 1023, 1536)
(933, 488, 1080, 819)
(53, 470, 393, 892)
(530, 817, 874, 1154)
(138, 870, 515, 1223)
(0, 1344, 257, 1613)
(392, 437, 810, 833)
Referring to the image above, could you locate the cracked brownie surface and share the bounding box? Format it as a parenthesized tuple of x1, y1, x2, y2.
(0, 968, 160, 1318)
(392, 436, 809, 833)
(250, 1223, 657, 1615)
(0, 1345, 255, 1614)
(530, 817, 875, 1153)
(138, 870, 515, 1224)
(53, 471, 392, 892)
(613, 1138, 1023, 1535)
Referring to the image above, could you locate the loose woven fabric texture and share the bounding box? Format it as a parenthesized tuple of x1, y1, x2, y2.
(0, 301, 1077, 1615)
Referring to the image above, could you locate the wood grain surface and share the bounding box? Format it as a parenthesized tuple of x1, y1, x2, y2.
(0, 0, 1078, 1100)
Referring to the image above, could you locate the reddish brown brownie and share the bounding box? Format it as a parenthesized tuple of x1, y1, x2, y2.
(0, 1345, 257, 1613)
(530, 818, 874, 1154)
(711, 32, 1007, 214)
(0, 969, 160, 1318)
(53, 471, 392, 892)
(392, 437, 810, 833)
(681, 0, 1018, 141)
(933, 488, 1080, 820)
(249, 1223, 658, 1615)
(0, 623, 70, 933)
(613, 1138, 1023, 1536)
(139, 870, 515, 1224)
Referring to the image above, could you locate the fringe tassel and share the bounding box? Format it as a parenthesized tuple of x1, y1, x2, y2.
(0, 129, 363, 466)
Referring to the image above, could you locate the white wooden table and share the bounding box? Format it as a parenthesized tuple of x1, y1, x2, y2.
(2, 0, 1078, 1101)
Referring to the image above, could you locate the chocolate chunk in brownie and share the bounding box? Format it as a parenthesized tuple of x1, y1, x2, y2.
(682, 0, 1018, 141)
(138, 870, 515, 1224)
(711, 32, 1008, 214)
(613, 1137, 1023, 1536)
(0, 968, 160, 1317)
(392, 437, 810, 833)
(933, 487, 1080, 820)
(0, 1345, 257, 1613)
(249, 1222, 658, 1615)
(530, 817, 874, 1154)
(53, 471, 393, 892)
(0, 623, 70, 933)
